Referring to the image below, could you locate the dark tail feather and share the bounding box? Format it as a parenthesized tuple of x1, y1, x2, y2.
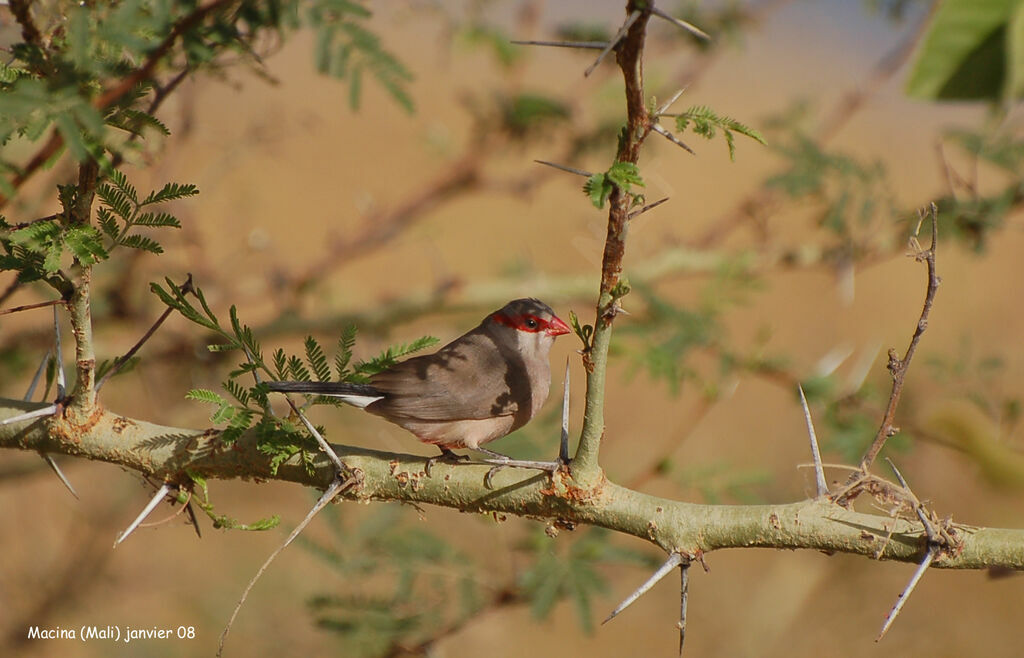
(264, 381, 382, 397)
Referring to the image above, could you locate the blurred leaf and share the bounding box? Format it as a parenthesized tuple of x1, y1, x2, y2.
(905, 0, 1019, 101)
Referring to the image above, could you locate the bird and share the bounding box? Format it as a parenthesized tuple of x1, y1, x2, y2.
(266, 298, 571, 471)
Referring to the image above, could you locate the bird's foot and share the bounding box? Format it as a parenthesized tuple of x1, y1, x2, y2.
(425, 447, 471, 477)
(476, 448, 562, 489)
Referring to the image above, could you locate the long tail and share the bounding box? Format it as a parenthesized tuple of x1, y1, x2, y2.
(264, 381, 384, 408)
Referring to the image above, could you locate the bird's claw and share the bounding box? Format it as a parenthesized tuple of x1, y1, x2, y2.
(480, 454, 561, 489)
(425, 448, 470, 477)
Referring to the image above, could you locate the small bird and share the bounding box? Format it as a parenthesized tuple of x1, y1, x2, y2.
(266, 298, 571, 468)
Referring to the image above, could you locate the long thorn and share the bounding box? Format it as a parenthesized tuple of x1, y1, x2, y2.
(286, 398, 346, 474)
(628, 196, 670, 220)
(656, 87, 688, 116)
(25, 349, 51, 400)
(798, 385, 828, 497)
(603, 552, 684, 624)
(53, 306, 65, 398)
(559, 357, 570, 464)
(0, 405, 58, 426)
(678, 562, 689, 655)
(651, 7, 711, 41)
(652, 124, 696, 154)
(584, 10, 641, 77)
(885, 457, 936, 541)
(876, 547, 936, 641)
(534, 159, 592, 178)
(115, 483, 171, 546)
(218, 476, 354, 657)
(41, 454, 79, 499)
(23, 348, 78, 497)
(510, 39, 608, 50)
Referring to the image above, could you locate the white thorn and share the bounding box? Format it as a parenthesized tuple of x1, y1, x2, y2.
(0, 404, 58, 426)
(218, 476, 352, 655)
(559, 357, 570, 464)
(534, 160, 592, 178)
(25, 349, 51, 401)
(656, 87, 688, 116)
(53, 306, 65, 398)
(798, 385, 828, 497)
(651, 7, 711, 41)
(585, 10, 641, 77)
(115, 483, 171, 547)
(877, 548, 935, 641)
(291, 402, 346, 474)
(41, 454, 79, 499)
(603, 552, 684, 624)
(510, 39, 608, 50)
(652, 124, 696, 154)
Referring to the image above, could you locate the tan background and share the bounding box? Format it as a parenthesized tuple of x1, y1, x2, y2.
(2, 1, 1022, 656)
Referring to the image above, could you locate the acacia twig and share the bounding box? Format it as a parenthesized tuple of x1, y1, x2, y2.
(857, 205, 939, 473)
(96, 275, 194, 392)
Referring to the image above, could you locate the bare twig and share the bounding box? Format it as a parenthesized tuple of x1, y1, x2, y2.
(857, 205, 939, 472)
(798, 385, 828, 497)
(603, 552, 685, 624)
(96, 275, 194, 392)
(217, 475, 356, 657)
(585, 10, 641, 77)
(0, 299, 63, 317)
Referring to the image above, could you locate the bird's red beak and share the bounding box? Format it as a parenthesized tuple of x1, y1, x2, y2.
(547, 315, 571, 337)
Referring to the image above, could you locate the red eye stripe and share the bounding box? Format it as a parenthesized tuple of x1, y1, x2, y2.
(492, 312, 571, 335)
(492, 312, 546, 332)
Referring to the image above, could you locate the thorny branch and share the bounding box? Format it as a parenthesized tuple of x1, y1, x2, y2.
(854, 205, 940, 476)
(572, 1, 654, 483)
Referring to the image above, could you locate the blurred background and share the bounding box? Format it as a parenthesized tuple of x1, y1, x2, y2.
(2, 0, 1023, 656)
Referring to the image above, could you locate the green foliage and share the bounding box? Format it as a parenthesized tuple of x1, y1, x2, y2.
(584, 161, 645, 209)
(352, 335, 439, 378)
(568, 309, 593, 351)
(301, 505, 479, 656)
(519, 528, 659, 632)
(497, 93, 571, 138)
(673, 105, 765, 161)
(308, 0, 414, 112)
(153, 279, 436, 460)
(96, 170, 195, 255)
(619, 265, 759, 394)
(461, 24, 521, 67)
(905, 0, 1024, 103)
(187, 472, 281, 531)
(764, 116, 897, 261)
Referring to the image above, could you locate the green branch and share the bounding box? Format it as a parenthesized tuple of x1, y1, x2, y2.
(1, 399, 1021, 571)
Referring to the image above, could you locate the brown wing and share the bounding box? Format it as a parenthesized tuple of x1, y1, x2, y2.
(367, 328, 531, 423)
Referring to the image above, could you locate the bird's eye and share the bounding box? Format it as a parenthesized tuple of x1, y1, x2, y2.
(524, 317, 539, 329)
